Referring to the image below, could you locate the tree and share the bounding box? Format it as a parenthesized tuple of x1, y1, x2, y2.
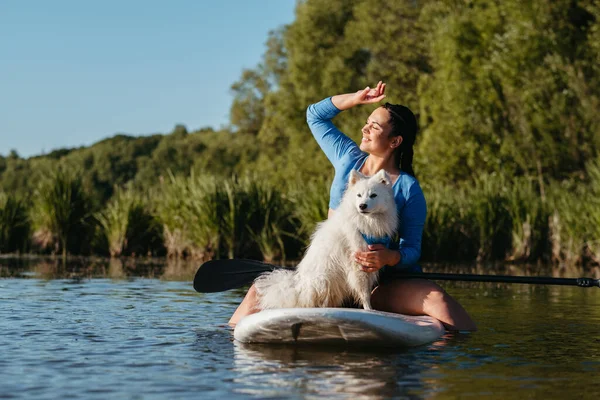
(417, 0, 600, 184)
(230, 69, 269, 135)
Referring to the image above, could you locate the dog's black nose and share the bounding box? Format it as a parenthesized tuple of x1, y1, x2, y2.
(359, 203, 367, 210)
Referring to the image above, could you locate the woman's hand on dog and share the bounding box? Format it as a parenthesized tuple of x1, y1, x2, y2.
(355, 244, 401, 272)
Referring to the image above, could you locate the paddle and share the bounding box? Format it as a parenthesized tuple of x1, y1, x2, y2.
(193, 258, 600, 293)
(193, 259, 295, 293)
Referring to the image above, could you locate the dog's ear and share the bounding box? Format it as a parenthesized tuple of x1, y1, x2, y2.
(372, 169, 392, 186)
(348, 169, 366, 187)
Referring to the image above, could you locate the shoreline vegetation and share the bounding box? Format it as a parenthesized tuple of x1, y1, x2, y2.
(2, 0, 599, 269)
(1, 167, 600, 269)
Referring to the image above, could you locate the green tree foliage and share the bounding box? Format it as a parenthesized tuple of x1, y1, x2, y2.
(2, 0, 598, 191)
(1, 0, 600, 264)
(256, 0, 363, 179)
(230, 69, 269, 135)
(417, 0, 600, 183)
(345, 0, 429, 107)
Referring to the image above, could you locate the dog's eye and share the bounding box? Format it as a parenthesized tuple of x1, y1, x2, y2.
(357, 194, 362, 198)
(369, 193, 377, 198)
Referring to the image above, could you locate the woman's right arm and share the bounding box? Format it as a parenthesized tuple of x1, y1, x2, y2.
(306, 82, 387, 166)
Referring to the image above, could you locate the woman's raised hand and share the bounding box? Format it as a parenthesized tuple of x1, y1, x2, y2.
(331, 81, 386, 111)
(355, 81, 386, 105)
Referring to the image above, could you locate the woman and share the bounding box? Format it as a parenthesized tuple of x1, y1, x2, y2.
(230, 81, 476, 331)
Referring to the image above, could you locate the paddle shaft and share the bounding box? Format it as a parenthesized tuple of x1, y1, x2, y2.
(193, 259, 600, 292)
(398, 272, 600, 288)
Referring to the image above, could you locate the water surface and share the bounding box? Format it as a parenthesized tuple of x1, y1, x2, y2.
(1, 258, 599, 399)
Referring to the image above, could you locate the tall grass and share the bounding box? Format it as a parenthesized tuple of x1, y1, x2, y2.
(30, 168, 92, 257)
(467, 175, 513, 262)
(504, 178, 549, 262)
(5, 165, 599, 268)
(155, 173, 296, 261)
(287, 178, 330, 244)
(0, 193, 29, 253)
(154, 172, 221, 259)
(96, 188, 162, 257)
(238, 177, 295, 263)
(547, 182, 589, 266)
(421, 169, 600, 267)
(150, 171, 599, 267)
(422, 185, 477, 262)
(586, 160, 600, 264)
(422, 175, 514, 263)
(547, 159, 600, 266)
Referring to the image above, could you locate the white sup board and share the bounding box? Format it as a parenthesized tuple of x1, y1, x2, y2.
(234, 308, 445, 347)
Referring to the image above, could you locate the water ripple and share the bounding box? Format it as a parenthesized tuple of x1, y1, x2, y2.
(1, 262, 600, 399)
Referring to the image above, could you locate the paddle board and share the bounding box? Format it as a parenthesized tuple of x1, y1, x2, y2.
(234, 308, 445, 347)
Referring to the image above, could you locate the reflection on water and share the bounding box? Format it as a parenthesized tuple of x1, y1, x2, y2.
(1, 258, 600, 399)
(232, 340, 453, 399)
(2, 256, 599, 282)
(0, 256, 201, 281)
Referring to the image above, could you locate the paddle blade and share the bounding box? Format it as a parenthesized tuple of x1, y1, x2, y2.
(193, 259, 285, 293)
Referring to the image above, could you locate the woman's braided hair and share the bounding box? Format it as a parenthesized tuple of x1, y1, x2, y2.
(381, 102, 418, 177)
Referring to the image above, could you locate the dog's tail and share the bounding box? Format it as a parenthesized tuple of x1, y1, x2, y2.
(254, 269, 298, 310)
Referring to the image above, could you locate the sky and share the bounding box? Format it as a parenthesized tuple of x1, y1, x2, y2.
(0, 0, 296, 158)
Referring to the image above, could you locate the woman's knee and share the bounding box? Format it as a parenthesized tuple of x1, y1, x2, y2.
(372, 279, 459, 316)
(421, 287, 451, 313)
(423, 285, 447, 303)
(228, 284, 260, 326)
(371, 279, 437, 314)
(246, 284, 257, 297)
(413, 283, 477, 331)
(244, 284, 260, 309)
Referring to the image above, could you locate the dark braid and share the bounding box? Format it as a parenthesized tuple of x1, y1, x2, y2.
(381, 102, 418, 177)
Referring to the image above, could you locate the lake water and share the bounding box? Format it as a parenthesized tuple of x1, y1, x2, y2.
(1, 258, 600, 399)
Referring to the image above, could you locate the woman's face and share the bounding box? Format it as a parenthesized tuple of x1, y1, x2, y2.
(359, 107, 401, 155)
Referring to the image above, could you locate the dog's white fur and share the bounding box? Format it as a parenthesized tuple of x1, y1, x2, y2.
(255, 169, 398, 310)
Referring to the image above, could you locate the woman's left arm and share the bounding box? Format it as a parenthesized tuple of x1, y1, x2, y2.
(354, 181, 426, 271)
(396, 182, 427, 265)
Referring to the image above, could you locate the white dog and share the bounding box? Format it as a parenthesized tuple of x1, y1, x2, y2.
(254, 169, 398, 310)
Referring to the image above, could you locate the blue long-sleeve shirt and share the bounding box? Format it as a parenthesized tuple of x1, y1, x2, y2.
(306, 97, 426, 267)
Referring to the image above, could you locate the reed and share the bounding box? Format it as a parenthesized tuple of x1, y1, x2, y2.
(423, 175, 550, 264)
(287, 178, 330, 244)
(585, 160, 600, 264)
(207, 175, 294, 261)
(14, 165, 600, 267)
(238, 177, 294, 263)
(96, 188, 162, 257)
(548, 159, 600, 266)
(0, 193, 29, 253)
(154, 172, 221, 259)
(155, 173, 297, 261)
(421, 184, 478, 262)
(504, 177, 549, 262)
(30, 168, 92, 257)
(547, 183, 588, 266)
(467, 174, 513, 262)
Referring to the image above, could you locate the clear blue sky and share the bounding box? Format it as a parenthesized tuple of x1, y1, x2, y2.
(0, 0, 296, 158)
